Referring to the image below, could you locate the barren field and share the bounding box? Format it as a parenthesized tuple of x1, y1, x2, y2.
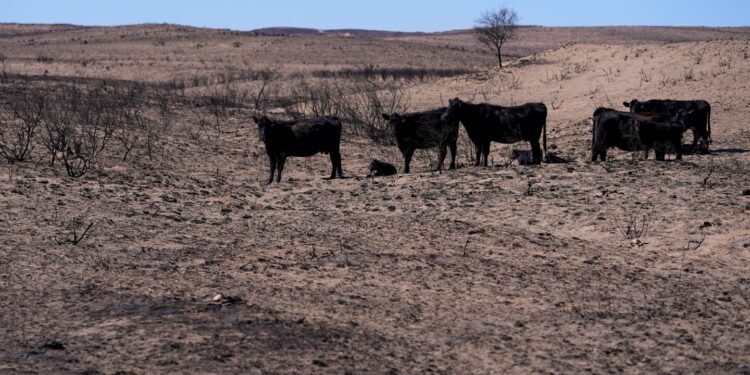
(1, 24, 750, 374)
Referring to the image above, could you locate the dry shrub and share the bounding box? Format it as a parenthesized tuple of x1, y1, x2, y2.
(283, 79, 410, 144)
(613, 207, 652, 240)
(0, 92, 45, 162)
(311, 66, 476, 82)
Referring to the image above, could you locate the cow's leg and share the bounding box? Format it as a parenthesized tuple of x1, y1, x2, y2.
(530, 140, 543, 164)
(336, 152, 343, 177)
(600, 150, 607, 162)
(276, 156, 286, 182)
(691, 129, 699, 150)
(267, 155, 277, 184)
(642, 145, 650, 160)
(474, 143, 482, 166)
(330, 152, 342, 178)
(482, 141, 492, 167)
(449, 142, 457, 169)
(674, 140, 683, 160)
(435, 144, 447, 171)
(403, 148, 415, 173)
(654, 151, 665, 161)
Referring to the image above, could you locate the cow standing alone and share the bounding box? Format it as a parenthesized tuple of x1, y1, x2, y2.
(441, 98, 547, 165)
(382, 108, 459, 173)
(253, 115, 343, 184)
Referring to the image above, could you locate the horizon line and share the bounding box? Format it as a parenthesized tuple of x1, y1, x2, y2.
(1, 22, 748, 34)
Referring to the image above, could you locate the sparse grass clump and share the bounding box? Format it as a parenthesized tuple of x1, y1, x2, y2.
(311, 66, 476, 82)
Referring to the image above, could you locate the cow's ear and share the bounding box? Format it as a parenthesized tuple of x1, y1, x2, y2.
(623, 102, 630, 108)
(252, 116, 259, 123)
(381, 113, 391, 121)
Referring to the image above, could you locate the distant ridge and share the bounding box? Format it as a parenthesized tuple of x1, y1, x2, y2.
(250, 27, 422, 37)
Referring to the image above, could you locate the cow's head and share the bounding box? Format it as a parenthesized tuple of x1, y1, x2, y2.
(382, 113, 404, 135)
(252, 115, 273, 142)
(623, 99, 641, 112)
(441, 98, 464, 121)
(671, 109, 692, 128)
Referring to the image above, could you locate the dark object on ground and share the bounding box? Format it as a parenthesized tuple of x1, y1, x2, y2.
(543, 152, 569, 164)
(39, 340, 65, 350)
(368, 159, 397, 177)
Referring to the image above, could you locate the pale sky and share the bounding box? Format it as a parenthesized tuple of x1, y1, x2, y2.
(2, 0, 748, 32)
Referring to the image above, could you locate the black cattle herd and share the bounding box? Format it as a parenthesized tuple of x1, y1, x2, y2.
(253, 98, 712, 184)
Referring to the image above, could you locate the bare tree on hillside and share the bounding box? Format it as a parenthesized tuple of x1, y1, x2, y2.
(474, 6, 519, 68)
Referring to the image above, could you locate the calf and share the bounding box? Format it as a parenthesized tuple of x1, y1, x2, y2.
(382, 108, 459, 173)
(441, 98, 547, 166)
(252, 115, 343, 184)
(368, 159, 397, 177)
(623, 99, 711, 151)
(639, 119, 684, 160)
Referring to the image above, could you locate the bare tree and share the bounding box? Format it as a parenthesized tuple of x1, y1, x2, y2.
(254, 68, 280, 111)
(0, 93, 45, 162)
(474, 6, 519, 68)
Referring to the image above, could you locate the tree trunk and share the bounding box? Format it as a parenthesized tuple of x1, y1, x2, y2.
(495, 43, 503, 68)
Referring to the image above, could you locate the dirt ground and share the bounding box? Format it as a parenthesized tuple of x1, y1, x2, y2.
(1, 25, 750, 374)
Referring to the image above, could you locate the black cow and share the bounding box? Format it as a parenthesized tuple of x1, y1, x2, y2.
(252, 115, 343, 184)
(368, 159, 397, 177)
(381, 108, 459, 173)
(623, 99, 711, 151)
(591, 108, 684, 161)
(441, 98, 547, 166)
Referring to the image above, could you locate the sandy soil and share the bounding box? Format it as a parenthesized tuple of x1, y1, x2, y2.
(1, 25, 749, 374)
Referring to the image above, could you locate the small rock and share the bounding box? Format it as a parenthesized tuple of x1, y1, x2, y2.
(161, 194, 177, 203)
(312, 359, 328, 367)
(743, 189, 750, 196)
(40, 340, 65, 350)
(205, 293, 242, 305)
(630, 239, 647, 247)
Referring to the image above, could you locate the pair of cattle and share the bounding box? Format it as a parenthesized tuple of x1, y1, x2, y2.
(253, 98, 711, 183)
(254, 98, 547, 183)
(592, 99, 711, 161)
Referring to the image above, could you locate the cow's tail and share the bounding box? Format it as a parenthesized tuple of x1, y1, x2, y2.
(542, 105, 548, 154)
(707, 107, 712, 143)
(543, 118, 548, 153)
(591, 116, 596, 157)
